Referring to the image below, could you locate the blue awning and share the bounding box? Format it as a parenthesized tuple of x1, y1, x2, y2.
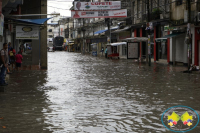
(6, 18, 52, 25)
(94, 29, 107, 34)
(94, 26, 119, 35)
(17, 18, 52, 25)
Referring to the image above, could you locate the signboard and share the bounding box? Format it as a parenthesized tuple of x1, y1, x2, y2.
(164, 26, 176, 31)
(0, 14, 4, 36)
(71, 9, 127, 18)
(127, 43, 138, 59)
(74, 1, 121, 10)
(16, 26, 39, 39)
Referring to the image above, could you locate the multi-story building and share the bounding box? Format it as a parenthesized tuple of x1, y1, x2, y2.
(70, 0, 200, 68)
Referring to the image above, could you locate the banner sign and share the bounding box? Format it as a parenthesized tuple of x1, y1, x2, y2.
(16, 26, 39, 39)
(0, 14, 4, 36)
(71, 9, 127, 18)
(74, 1, 121, 10)
(128, 43, 138, 59)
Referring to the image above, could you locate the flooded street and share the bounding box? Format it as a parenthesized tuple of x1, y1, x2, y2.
(1, 52, 200, 133)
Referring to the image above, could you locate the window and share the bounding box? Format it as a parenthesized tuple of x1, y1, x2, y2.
(176, 0, 182, 6)
(137, 0, 140, 18)
(165, 0, 170, 12)
(48, 35, 53, 38)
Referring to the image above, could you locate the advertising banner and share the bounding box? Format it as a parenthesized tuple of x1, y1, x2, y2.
(71, 9, 127, 18)
(74, 1, 121, 10)
(127, 43, 138, 59)
(16, 26, 39, 39)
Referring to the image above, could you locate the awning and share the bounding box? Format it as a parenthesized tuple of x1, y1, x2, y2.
(123, 37, 148, 42)
(94, 29, 107, 34)
(112, 26, 131, 33)
(155, 32, 185, 42)
(8, 18, 52, 25)
(94, 26, 119, 35)
(111, 42, 127, 46)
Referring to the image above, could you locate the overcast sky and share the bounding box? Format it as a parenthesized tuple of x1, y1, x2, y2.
(47, 0, 73, 17)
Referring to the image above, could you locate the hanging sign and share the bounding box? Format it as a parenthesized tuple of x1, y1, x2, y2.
(16, 26, 39, 39)
(71, 9, 127, 18)
(74, 1, 121, 10)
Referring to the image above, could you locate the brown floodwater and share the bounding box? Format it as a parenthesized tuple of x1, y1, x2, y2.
(0, 52, 200, 133)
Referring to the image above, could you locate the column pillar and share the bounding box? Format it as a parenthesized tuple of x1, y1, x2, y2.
(154, 26, 156, 62)
(140, 28, 142, 59)
(40, 0, 47, 69)
(167, 31, 170, 63)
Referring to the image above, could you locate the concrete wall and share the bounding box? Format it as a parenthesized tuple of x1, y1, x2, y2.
(20, 0, 47, 68)
(171, 1, 197, 21)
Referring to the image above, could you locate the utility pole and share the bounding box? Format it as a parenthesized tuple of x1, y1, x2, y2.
(59, 20, 60, 36)
(83, 18, 85, 54)
(147, 0, 151, 66)
(187, 0, 191, 71)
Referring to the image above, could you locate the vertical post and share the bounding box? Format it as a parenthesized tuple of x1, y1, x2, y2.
(83, 18, 85, 54)
(110, 18, 111, 45)
(59, 21, 60, 36)
(187, 0, 191, 70)
(39, 30, 41, 66)
(147, 0, 151, 66)
(40, 0, 47, 69)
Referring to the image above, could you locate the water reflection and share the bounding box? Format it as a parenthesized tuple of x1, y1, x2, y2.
(0, 51, 200, 132)
(44, 52, 200, 132)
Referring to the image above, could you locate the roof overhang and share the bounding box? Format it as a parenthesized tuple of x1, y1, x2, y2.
(6, 17, 52, 25)
(123, 37, 148, 42)
(155, 32, 185, 42)
(111, 42, 127, 46)
(112, 26, 131, 33)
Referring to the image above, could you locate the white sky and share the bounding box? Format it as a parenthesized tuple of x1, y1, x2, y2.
(47, 0, 73, 18)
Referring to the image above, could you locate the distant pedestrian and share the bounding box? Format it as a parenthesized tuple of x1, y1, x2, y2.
(8, 42, 11, 64)
(105, 47, 107, 58)
(0, 43, 9, 86)
(101, 47, 104, 56)
(15, 52, 23, 71)
(9, 48, 16, 71)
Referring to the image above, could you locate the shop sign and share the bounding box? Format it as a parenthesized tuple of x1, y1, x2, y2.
(71, 9, 127, 18)
(74, 1, 121, 10)
(16, 26, 39, 40)
(164, 26, 176, 31)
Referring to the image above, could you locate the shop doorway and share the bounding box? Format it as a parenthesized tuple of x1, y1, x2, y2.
(160, 42, 168, 59)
